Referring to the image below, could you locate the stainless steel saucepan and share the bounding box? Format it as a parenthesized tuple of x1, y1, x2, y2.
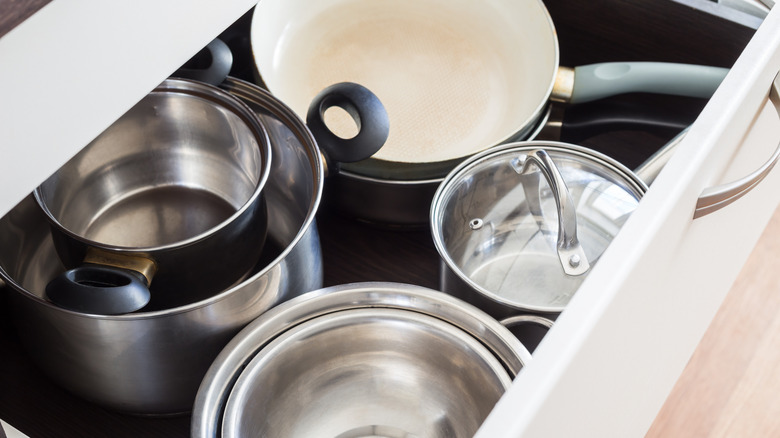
(429, 126, 694, 319)
(35, 78, 273, 314)
(0, 76, 388, 415)
(431, 141, 651, 318)
(430, 128, 689, 332)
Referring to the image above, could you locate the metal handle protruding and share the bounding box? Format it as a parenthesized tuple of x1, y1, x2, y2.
(514, 149, 590, 276)
(694, 71, 780, 219)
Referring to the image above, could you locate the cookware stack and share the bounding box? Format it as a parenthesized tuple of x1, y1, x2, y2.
(0, 75, 388, 415)
(0, 0, 731, 434)
(192, 282, 532, 438)
(35, 78, 273, 315)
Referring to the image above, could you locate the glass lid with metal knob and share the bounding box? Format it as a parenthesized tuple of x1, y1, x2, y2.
(431, 141, 648, 315)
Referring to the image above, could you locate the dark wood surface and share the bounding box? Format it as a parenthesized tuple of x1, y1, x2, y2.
(0, 0, 51, 39)
(0, 1, 757, 436)
(547, 0, 758, 68)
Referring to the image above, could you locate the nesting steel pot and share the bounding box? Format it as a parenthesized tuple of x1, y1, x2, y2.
(0, 77, 342, 415)
(192, 282, 533, 438)
(34, 78, 273, 313)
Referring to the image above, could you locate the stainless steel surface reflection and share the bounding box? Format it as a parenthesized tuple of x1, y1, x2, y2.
(34, 78, 273, 307)
(0, 77, 325, 415)
(192, 282, 532, 438)
(222, 308, 512, 438)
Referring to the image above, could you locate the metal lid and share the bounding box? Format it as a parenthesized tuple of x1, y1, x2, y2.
(431, 141, 647, 313)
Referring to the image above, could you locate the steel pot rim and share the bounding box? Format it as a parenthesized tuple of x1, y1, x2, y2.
(221, 306, 515, 438)
(191, 281, 532, 438)
(33, 78, 274, 254)
(2, 77, 325, 321)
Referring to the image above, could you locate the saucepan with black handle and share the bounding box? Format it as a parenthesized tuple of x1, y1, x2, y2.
(35, 39, 389, 316)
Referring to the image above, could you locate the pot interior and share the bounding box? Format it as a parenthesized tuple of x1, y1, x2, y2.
(222, 308, 512, 438)
(251, 0, 557, 174)
(36, 81, 268, 248)
(0, 79, 321, 312)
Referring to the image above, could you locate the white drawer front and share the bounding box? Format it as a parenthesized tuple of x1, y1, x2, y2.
(477, 6, 780, 437)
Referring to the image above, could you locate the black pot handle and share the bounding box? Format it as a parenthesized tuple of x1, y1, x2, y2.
(558, 97, 705, 144)
(306, 82, 390, 173)
(45, 265, 151, 315)
(173, 38, 233, 86)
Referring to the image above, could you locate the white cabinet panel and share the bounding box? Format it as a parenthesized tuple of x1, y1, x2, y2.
(0, 0, 257, 217)
(477, 6, 780, 437)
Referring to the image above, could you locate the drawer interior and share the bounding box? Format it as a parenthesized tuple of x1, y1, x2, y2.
(0, 1, 760, 436)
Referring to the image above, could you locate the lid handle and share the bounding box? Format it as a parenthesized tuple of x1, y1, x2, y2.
(513, 149, 590, 276)
(694, 71, 780, 219)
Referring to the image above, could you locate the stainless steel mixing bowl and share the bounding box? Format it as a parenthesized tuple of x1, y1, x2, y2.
(223, 308, 512, 438)
(192, 282, 533, 438)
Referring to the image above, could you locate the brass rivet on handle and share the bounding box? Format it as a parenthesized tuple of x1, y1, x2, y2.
(550, 66, 575, 103)
(83, 248, 158, 286)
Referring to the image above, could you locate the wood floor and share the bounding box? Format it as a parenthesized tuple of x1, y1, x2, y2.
(647, 204, 780, 437)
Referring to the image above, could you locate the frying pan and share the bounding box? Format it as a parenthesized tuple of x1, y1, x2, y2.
(249, 0, 727, 181)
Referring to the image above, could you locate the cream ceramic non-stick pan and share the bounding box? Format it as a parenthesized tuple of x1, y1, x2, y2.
(250, 0, 727, 182)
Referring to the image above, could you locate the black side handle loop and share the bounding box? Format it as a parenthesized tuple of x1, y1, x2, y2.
(306, 82, 390, 172)
(45, 265, 152, 315)
(173, 38, 233, 86)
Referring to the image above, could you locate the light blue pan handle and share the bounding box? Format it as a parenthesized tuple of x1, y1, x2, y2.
(570, 62, 729, 104)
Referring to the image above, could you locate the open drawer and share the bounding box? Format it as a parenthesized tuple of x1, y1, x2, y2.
(0, 1, 778, 437)
(477, 4, 780, 437)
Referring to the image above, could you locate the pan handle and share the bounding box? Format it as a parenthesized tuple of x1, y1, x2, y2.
(555, 97, 702, 144)
(553, 62, 729, 105)
(694, 71, 780, 219)
(45, 265, 152, 315)
(306, 82, 390, 175)
(44, 249, 157, 315)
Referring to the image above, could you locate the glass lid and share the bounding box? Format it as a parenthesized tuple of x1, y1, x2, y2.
(431, 141, 647, 312)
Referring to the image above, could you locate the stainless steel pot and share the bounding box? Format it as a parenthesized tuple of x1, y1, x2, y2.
(34, 78, 273, 314)
(192, 282, 533, 438)
(431, 141, 647, 318)
(0, 77, 380, 415)
(223, 308, 511, 438)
